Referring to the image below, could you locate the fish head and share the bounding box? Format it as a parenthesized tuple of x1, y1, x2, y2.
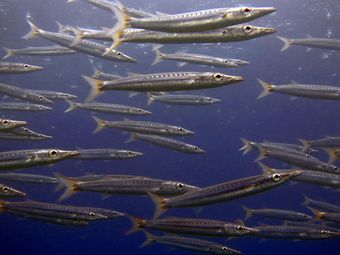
(203, 72, 244, 86)
(92, 209, 125, 218)
(155, 181, 199, 195)
(0, 184, 27, 198)
(210, 245, 241, 255)
(56, 92, 77, 99)
(29, 93, 54, 104)
(38, 105, 53, 110)
(223, 223, 259, 236)
(170, 126, 194, 135)
(1, 118, 28, 130)
(266, 169, 302, 186)
(311, 229, 340, 239)
(36, 149, 80, 163)
(107, 49, 136, 62)
(184, 144, 206, 154)
(239, 7, 276, 20)
(87, 211, 108, 220)
(124, 150, 144, 158)
(21, 63, 44, 72)
(200, 97, 220, 104)
(129, 107, 152, 115)
(242, 25, 276, 38)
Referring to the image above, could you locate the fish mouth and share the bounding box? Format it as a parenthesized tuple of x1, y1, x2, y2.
(232, 75, 245, 82)
(186, 130, 195, 135)
(66, 151, 81, 158)
(211, 98, 221, 103)
(15, 190, 27, 197)
(262, 27, 277, 34)
(257, 7, 277, 15)
(17, 120, 29, 126)
(39, 134, 53, 139)
(290, 170, 303, 177)
(32, 65, 44, 71)
(124, 56, 137, 63)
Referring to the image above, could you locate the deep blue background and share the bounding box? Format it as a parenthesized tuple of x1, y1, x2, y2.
(0, 0, 339, 254)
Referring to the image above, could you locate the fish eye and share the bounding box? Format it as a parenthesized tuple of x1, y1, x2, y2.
(48, 150, 58, 157)
(89, 212, 95, 216)
(271, 173, 281, 182)
(2, 119, 9, 126)
(193, 146, 198, 150)
(176, 183, 184, 190)
(236, 225, 245, 231)
(2, 186, 10, 192)
(334, 166, 338, 170)
(242, 7, 252, 13)
(24, 64, 29, 68)
(305, 154, 310, 158)
(213, 73, 223, 81)
(178, 127, 184, 132)
(221, 247, 228, 252)
(137, 109, 142, 112)
(320, 230, 327, 234)
(243, 25, 253, 33)
(39, 95, 44, 100)
(117, 52, 122, 56)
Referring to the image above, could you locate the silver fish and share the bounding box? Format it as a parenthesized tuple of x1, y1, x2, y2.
(91, 66, 122, 80)
(0, 148, 79, 170)
(0, 118, 28, 132)
(25, 89, 77, 100)
(0, 183, 27, 198)
(92, 116, 194, 136)
(0, 82, 53, 104)
(299, 137, 340, 150)
(113, 3, 276, 33)
(112, 25, 276, 48)
(2, 45, 76, 59)
(152, 45, 249, 68)
(303, 196, 340, 213)
(0, 102, 52, 112)
(277, 35, 340, 51)
(147, 92, 220, 105)
(0, 173, 58, 184)
(70, 148, 143, 160)
(0, 61, 43, 74)
(243, 206, 312, 221)
(0, 127, 53, 140)
(257, 79, 340, 100)
(83, 72, 243, 101)
(65, 100, 151, 115)
(22, 20, 136, 62)
(141, 231, 241, 255)
(126, 133, 205, 154)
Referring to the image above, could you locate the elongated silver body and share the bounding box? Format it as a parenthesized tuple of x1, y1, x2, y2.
(0, 118, 28, 132)
(254, 225, 340, 240)
(119, 5, 276, 32)
(130, 217, 257, 237)
(128, 133, 205, 154)
(0, 82, 53, 104)
(258, 79, 340, 100)
(92, 116, 194, 136)
(0, 148, 79, 170)
(115, 25, 276, 47)
(0, 173, 58, 184)
(23, 20, 135, 62)
(293, 169, 340, 189)
(300, 137, 340, 149)
(65, 100, 151, 115)
(2, 45, 76, 59)
(0, 183, 27, 198)
(0, 61, 43, 74)
(25, 89, 77, 100)
(142, 232, 241, 255)
(70, 148, 143, 160)
(148, 93, 220, 105)
(303, 196, 340, 213)
(243, 207, 312, 221)
(0, 102, 52, 111)
(278, 36, 340, 51)
(0, 127, 53, 140)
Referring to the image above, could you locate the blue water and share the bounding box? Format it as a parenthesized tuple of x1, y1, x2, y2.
(0, 0, 339, 254)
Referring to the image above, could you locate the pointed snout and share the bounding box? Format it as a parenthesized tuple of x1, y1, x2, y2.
(255, 7, 277, 15)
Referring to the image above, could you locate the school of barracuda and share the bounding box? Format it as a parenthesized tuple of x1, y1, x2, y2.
(0, 0, 339, 254)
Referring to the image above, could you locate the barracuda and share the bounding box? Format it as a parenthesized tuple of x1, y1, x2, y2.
(2, 45, 76, 59)
(70, 148, 143, 160)
(0, 61, 43, 73)
(147, 93, 220, 105)
(0, 118, 28, 132)
(0, 127, 53, 140)
(0, 102, 52, 112)
(277, 35, 340, 51)
(0, 184, 27, 198)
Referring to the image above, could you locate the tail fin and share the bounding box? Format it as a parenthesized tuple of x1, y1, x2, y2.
(125, 215, 145, 235)
(82, 75, 104, 102)
(140, 231, 156, 248)
(242, 206, 254, 220)
(151, 44, 164, 65)
(147, 92, 156, 105)
(302, 195, 312, 207)
(239, 138, 255, 155)
(257, 162, 275, 174)
(22, 20, 40, 40)
(324, 148, 339, 163)
(125, 133, 138, 143)
(69, 27, 84, 46)
(54, 173, 78, 202)
(307, 207, 325, 220)
(92, 115, 107, 133)
(2, 47, 14, 59)
(277, 36, 292, 52)
(92, 66, 102, 78)
(257, 79, 273, 99)
(298, 139, 310, 152)
(255, 145, 267, 161)
(64, 100, 78, 112)
(104, 1, 130, 52)
(148, 192, 168, 220)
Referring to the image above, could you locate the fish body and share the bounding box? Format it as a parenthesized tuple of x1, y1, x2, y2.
(299, 137, 340, 150)
(141, 232, 241, 255)
(147, 93, 220, 105)
(92, 116, 194, 136)
(0, 82, 53, 104)
(129, 216, 257, 237)
(0, 148, 79, 170)
(2, 45, 76, 59)
(0, 173, 58, 184)
(115, 25, 276, 48)
(0, 127, 53, 140)
(151, 170, 301, 218)
(304, 196, 340, 213)
(293, 169, 340, 189)
(0, 118, 28, 132)
(65, 100, 151, 115)
(23, 20, 135, 62)
(26, 89, 77, 100)
(257, 79, 340, 100)
(127, 133, 205, 154)
(0, 61, 43, 74)
(277, 36, 340, 51)
(0, 184, 27, 198)
(243, 206, 312, 221)
(0, 102, 52, 111)
(71, 148, 143, 160)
